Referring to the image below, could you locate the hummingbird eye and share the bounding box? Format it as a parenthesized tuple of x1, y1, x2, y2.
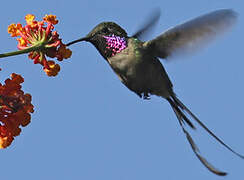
(102, 27, 110, 34)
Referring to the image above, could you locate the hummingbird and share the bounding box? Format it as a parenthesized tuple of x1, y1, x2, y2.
(66, 9, 243, 176)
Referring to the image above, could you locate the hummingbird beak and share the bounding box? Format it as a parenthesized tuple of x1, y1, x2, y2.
(65, 36, 90, 46)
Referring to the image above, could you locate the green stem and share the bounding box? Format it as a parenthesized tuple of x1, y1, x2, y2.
(0, 45, 40, 58)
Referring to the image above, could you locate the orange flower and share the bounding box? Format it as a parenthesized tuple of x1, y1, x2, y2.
(43, 15, 58, 25)
(7, 23, 25, 37)
(57, 44, 72, 60)
(17, 37, 27, 47)
(0, 73, 34, 149)
(7, 14, 72, 76)
(0, 136, 12, 149)
(43, 60, 60, 77)
(7, 24, 18, 37)
(25, 14, 35, 25)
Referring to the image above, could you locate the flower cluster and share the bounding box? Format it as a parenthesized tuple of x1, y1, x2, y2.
(0, 73, 34, 148)
(7, 14, 72, 76)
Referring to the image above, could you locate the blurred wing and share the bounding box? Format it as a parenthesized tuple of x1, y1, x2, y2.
(132, 8, 161, 40)
(144, 9, 238, 59)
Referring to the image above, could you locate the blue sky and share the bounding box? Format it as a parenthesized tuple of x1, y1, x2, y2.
(1, 0, 244, 179)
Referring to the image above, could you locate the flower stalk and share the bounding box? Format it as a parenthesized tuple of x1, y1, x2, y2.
(0, 45, 39, 58)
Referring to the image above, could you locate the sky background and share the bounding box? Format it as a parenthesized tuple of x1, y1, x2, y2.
(0, 0, 244, 180)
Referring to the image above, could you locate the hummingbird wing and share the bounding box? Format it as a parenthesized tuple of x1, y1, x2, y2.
(132, 8, 161, 40)
(144, 9, 238, 59)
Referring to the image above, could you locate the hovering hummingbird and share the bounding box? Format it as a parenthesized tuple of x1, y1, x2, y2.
(67, 9, 243, 176)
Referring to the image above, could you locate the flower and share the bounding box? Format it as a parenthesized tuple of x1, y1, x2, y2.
(0, 73, 34, 149)
(43, 60, 61, 77)
(43, 15, 58, 25)
(7, 14, 72, 76)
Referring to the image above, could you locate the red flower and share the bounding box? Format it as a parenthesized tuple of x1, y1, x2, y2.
(0, 73, 34, 149)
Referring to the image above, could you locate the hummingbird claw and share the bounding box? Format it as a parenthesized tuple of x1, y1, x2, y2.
(143, 93, 151, 100)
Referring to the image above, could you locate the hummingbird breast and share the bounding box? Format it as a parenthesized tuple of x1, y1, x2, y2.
(107, 38, 173, 98)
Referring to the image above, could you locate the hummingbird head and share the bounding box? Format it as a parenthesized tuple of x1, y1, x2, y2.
(66, 22, 128, 58)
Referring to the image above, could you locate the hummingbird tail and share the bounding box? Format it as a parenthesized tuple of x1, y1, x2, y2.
(166, 94, 244, 176)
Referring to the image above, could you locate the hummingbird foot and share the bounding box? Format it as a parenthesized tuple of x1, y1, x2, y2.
(143, 92, 151, 100)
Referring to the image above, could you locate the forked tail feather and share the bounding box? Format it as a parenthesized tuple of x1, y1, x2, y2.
(167, 94, 244, 176)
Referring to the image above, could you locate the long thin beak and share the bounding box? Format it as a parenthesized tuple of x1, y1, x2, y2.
(65, 37, 90, 46)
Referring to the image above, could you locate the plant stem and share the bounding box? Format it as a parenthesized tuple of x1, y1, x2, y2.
(0, 46, 39, 58)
